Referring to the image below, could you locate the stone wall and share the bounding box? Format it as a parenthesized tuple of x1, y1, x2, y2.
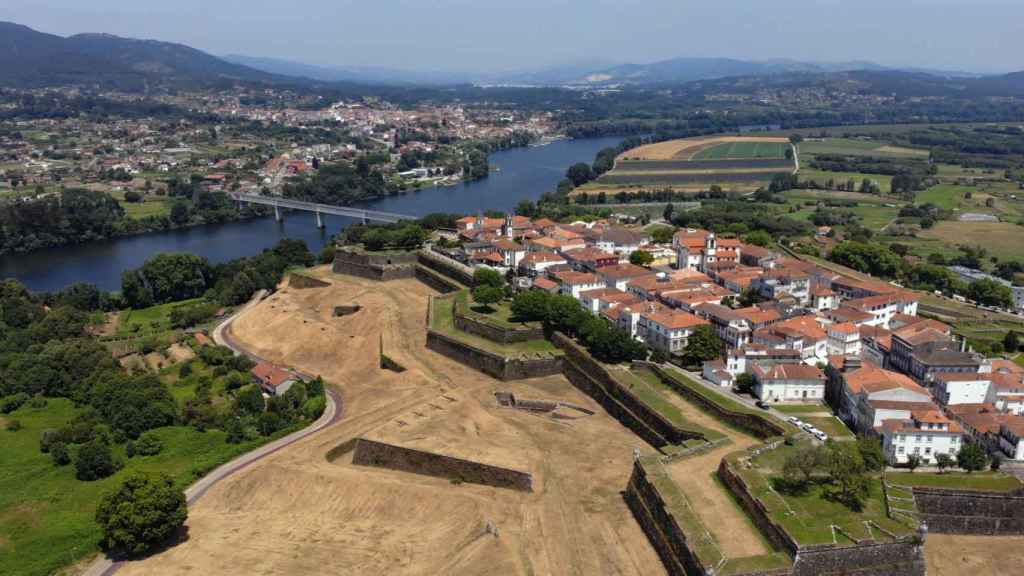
(454, 299, 546, 344)
(624, 461, 705, 576)
(553, 334, 703, 446)
(332, 248, 418, 281)
(333, 303, 361, 317)
(352, 438, 533, 492)
(289, 272, 331, 289)
(414, 265, 463, 293)
(912, 487, 1024, 535)
(425, 330, 563, 381)
(791, 542, 925, 576)
(418, 249, 476, 286)
(642, 363, 786, 440)
(717, 457, 799, 555)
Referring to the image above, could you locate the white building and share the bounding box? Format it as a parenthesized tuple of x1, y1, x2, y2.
(827, 322, 861, 357)
(640, 309, 709, 356)
(752, 363, 826, 403)
(881, 410, 963, 465)
(933, 373, 996, 406)
(999, 419, 1024, 461)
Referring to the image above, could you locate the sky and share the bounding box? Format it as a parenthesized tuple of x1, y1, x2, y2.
(2, 0, 1021, 74)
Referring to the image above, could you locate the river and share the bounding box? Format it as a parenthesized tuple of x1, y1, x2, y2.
(0, 137, 622, 292)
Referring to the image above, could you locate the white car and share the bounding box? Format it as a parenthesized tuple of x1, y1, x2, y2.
(813, 431, 829, 442)
(787, 416, 802, 426)
(801, 423, 815, 432)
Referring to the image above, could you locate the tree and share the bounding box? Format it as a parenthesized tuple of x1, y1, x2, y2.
(828, 241, 901, 279)
(75, 439, 121, 481)
(857, 437, 886, 472)
(681, 325, 724, 366)
(968, 278, 1014, 309)
(629, 250, 654, 267)
(95, 473, 187, 556)
(734, 373, 756, 394)
(906, 454, 921, 473)
(169, 201, 190, 225)
(662, 203, 675, 222)
(826, 442, 870, 510)
(235, 385, 265, 416)
(934, 453, 954, 473)
(1004, 331, 1021, 353)
(745, 230, 772, 247)
(957, 442, 989, 473)
(511, 290, 551, 322)
(783, 444, 827, 485)
(473, 267, 504, 289)
(650, 226, 675, 244)
(471, 285, 503, 313)
(134, 431, 164, 456)
(566, 163, 594, 187)
(991, 454, 1003, 471)
(51, 442, 70, 466)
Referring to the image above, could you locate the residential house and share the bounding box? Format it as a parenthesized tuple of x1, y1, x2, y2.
(549, 270, 604, 299)
(640, 309, 709, 357)
(518, 251, 567, 277)
(933, 373, 996, 406)
(827, 322, 861, 357)
(752, 363, 826, 403)
(562, 247, 619, 271)
(252, 362, 299, 396)
(596, 263, 656, 291)
(881, 410, 963, 465)
(999, 418, 1024, 461)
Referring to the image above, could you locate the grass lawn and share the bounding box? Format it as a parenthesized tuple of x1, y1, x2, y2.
(885, 471, 1023, 492)
(116, 298, 207, 337)
(918, 221, 1024, 261)
(801, 416, 855, 439)
(456, 290, 539, 330)
(617, 368, 728, 442)
(773, 404, 830, 414)
(801, 139, 928, 158)
(916, 185, 969, 211)
(430, 295, 559, 356)
(108, 190, 171, 220)
(693, 141, 788, 160)
(737, 443, 916, 545)
(0, 399, 286, 576)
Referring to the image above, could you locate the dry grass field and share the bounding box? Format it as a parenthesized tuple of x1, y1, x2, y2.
(925, 533, 1024, 576)
(918, 221, 1024, 261)
(113, 268, 663, 576)
(617, 136, 790, 161)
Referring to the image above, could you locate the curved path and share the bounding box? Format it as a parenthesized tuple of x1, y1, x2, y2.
(82, 290, 343, 576)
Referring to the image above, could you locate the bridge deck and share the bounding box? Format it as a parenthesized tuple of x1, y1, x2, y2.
(229, 193, 415, 223)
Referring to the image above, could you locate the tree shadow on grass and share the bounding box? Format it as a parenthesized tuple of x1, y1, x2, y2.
(106, 524, 191, 562)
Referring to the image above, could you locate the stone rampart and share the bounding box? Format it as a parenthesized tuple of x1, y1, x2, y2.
(453, 302, 546, 344)
(425, 330, 563, 381)
(641, 363, 786, 439)
(717, 457, 799, 555)
(288, 272, 331, 289)
(552, 334, 701, 445)
(414, 265, 463, 293)
(912, 487, 1024, 535)
(791, 541, 925, 576)
(418, 249, 476, 286)
(332, 248, 418, 281)
(625, 461, 705, 576)
(352, 438, 533, 492)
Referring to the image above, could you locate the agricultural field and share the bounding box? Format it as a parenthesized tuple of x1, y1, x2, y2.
(800, 138, 928, 158)
(109, 190, 171, 220)
(578, 136, 795, 198)
(919, 221, 1024, 261)
(796, 168, 893, 192)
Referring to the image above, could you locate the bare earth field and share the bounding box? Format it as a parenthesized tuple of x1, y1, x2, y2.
(617, 136, 790, 161)
(114, 267, 663, 576)
(925, 533, 1024, 576)
(659, 389, 768, 558)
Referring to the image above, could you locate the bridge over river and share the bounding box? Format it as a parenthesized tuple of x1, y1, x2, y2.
(228, 192, 416, 226)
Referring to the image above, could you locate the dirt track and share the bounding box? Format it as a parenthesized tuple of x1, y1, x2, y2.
(114, 268, 663, 576)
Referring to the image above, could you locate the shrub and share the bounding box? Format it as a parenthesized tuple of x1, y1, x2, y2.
(1, 392, 30, 414)
(75, 439, 121, 481)
(134, 431, 164, 456)
(96, 473, 187, 555)
(6, 419, 22, 431)
(51, 442, 71, 466)
(303, 396, 326, 420)
(40, 428, 61, 453)
(29, 395, 47, 409)
(179, 362, 193, 378)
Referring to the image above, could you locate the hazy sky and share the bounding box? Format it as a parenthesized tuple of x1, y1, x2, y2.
(2, 0, 1021, 73)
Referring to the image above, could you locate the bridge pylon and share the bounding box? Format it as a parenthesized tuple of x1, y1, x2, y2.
(316, 210, 324, 229)
(274, 203, 282, 222)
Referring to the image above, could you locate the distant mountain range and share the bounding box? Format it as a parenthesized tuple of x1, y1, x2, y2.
(1, 21, 1021, 99)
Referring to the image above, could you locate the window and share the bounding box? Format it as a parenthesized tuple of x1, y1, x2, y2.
(927, 435, 933, 443)
(897, 446, 905, 454)
(913, 447, 921, 454)
(925, 447, 931, 455)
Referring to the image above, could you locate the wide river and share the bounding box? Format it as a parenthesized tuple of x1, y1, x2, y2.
(0, 137, 621, 292)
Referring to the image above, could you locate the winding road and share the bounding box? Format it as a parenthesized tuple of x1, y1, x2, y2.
(82, 290, 343, 576)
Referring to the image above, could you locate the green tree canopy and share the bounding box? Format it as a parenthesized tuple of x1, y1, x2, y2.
(681, 325, 724, 366)
(96, 472, 187, 556)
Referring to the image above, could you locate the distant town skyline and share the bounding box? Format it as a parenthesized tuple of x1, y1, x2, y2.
(2, 0, 1022, 75)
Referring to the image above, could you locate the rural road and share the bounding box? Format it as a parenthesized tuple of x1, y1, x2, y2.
(82, 289, 343, 576)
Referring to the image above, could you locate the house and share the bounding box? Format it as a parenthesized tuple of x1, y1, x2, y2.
(703, 359, 735, 387)
(579, 288, 641, 315)
(932, 373, 996, 406)
(753, 315, 827, 361)
(518, 251, 567, 277)
(693, 303, 752, 348)
(723, 345, 804, 376)
(752, 363, 826, 403)
(811, 286, 838, 311)
(549, 270, 604, 299)
(881, 410, 963, 465)
(830, 363, 935, 435)
(493, 238, 526, 268)
(589, 227, 649, 256)
(752, 269, 811, 305)
(827, 322, 861, 357)
(640, 309, 709, 356)
(739, 243, 779, 268)
(252, 362, 299, 396)
(530, 276, 559, 293)
(992, 372, 1024, 415)
(674, 228, 730, 272)
(596, 263, 656, 291)
(999, 418, 1024, 461)
(562, 247, 620, 271)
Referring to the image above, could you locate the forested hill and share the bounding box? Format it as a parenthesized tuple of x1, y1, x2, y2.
(0, 22, 288, 90)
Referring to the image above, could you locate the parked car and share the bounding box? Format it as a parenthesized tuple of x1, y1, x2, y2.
(801, 423, 815, 432)
(756, 400, 769, 410)
(787, 416, 801, 426)
(813, 431, 829, 442)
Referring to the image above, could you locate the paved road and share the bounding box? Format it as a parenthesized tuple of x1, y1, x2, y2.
(83, 291, 342, 576)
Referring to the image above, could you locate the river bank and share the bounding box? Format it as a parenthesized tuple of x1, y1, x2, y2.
(0, 136, 622, 292)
